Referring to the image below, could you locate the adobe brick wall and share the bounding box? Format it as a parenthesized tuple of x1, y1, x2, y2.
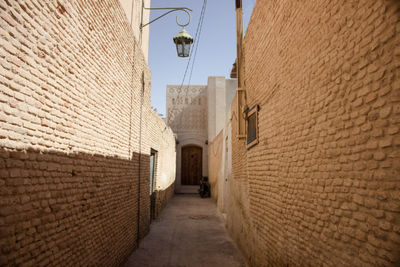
(0, 149, 150, 266)
(153, 182, 174, 219)
(144, 109, 176, 219)
(144, 109, 176, 193)
(119, 0, 151, 62)
(208, 130, 223, 201)
(227, 94, 255, 263)
(0, 0, 175, 266)
(228, 0, 400, 266)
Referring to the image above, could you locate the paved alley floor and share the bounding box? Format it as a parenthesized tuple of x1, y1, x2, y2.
(124, 194, 245, 267)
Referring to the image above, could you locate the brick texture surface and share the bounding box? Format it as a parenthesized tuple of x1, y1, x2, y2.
(208, 130, 223, 201)
(0, 149, 150, 266)
(153, 183, 175, 219)
(144, 109, 176, 194)
(228, 0, 400, 266)
(0, 0, 175, 266)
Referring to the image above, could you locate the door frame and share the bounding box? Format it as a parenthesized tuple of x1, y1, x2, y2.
(149, 149, 157, 221)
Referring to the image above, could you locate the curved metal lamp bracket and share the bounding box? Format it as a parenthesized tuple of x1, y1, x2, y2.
(141, 6, 192, 29)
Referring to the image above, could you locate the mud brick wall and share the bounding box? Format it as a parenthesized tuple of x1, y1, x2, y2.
(208, 130, 223, 201)
(153, 183, 174, 219)
(0, 0, 175, 266)
(0, 149, 150, 266)
(144, 109, 176, 219)
(228, 0, 400, 266)
(144, 109, 176, 195)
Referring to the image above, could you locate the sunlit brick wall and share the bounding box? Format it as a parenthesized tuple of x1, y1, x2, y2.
(144, 108, 176, 215)
(119, 0, 150, 62)
(228, 0, 400, 266)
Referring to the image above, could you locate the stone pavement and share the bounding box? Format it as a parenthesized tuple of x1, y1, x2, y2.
(124, 194, 245, 267)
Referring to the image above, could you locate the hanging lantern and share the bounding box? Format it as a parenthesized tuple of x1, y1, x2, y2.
(173, 28, 194, 58)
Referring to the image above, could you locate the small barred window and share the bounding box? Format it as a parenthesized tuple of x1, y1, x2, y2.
(247, 105, 259, 149)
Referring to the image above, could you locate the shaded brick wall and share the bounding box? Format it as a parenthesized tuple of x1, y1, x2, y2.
(153, 182, 174, 219)
(226, 94, 254, 263)
(208, 130, 223, 201)
(0, 149, 150, 266)
(228, 0, 400, 266)
(0, 0, 175, 266)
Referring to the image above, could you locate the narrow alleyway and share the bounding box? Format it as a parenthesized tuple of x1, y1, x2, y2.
(124, 195, 245, 267)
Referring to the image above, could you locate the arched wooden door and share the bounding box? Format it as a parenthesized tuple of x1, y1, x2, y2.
(181, 145, 202, 185)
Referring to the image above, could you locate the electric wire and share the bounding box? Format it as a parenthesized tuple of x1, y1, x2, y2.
(186, 0, 207, 88)
(178, 0, 205, 92)
(178, 0, 207, 93)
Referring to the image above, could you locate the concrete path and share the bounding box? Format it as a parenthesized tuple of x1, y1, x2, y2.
(124, 194, 245, 267)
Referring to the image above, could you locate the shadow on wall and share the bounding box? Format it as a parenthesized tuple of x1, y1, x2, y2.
(208, 130, 224, 202)
(0, 147, 155, 266)
(152, 183, 175, 220)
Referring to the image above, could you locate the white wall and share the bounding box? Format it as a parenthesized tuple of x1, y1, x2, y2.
(225, 79, 237, 112)
(207, 77, 237, 140)
(207, 77, 236, 213)
(119, 0, 150, 62)
(166, 78, 237, 194)
(166, 85, 208, 193)
(219, 105, 233, 213)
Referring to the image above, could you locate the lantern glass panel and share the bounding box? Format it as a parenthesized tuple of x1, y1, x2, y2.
(183, 42, 191, 57)
(176, 43, 183, 57)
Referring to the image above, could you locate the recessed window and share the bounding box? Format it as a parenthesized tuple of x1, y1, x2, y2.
(247, 104, 259, 149)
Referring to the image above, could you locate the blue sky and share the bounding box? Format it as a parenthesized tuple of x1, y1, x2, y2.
(147, 0, 256, 116)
